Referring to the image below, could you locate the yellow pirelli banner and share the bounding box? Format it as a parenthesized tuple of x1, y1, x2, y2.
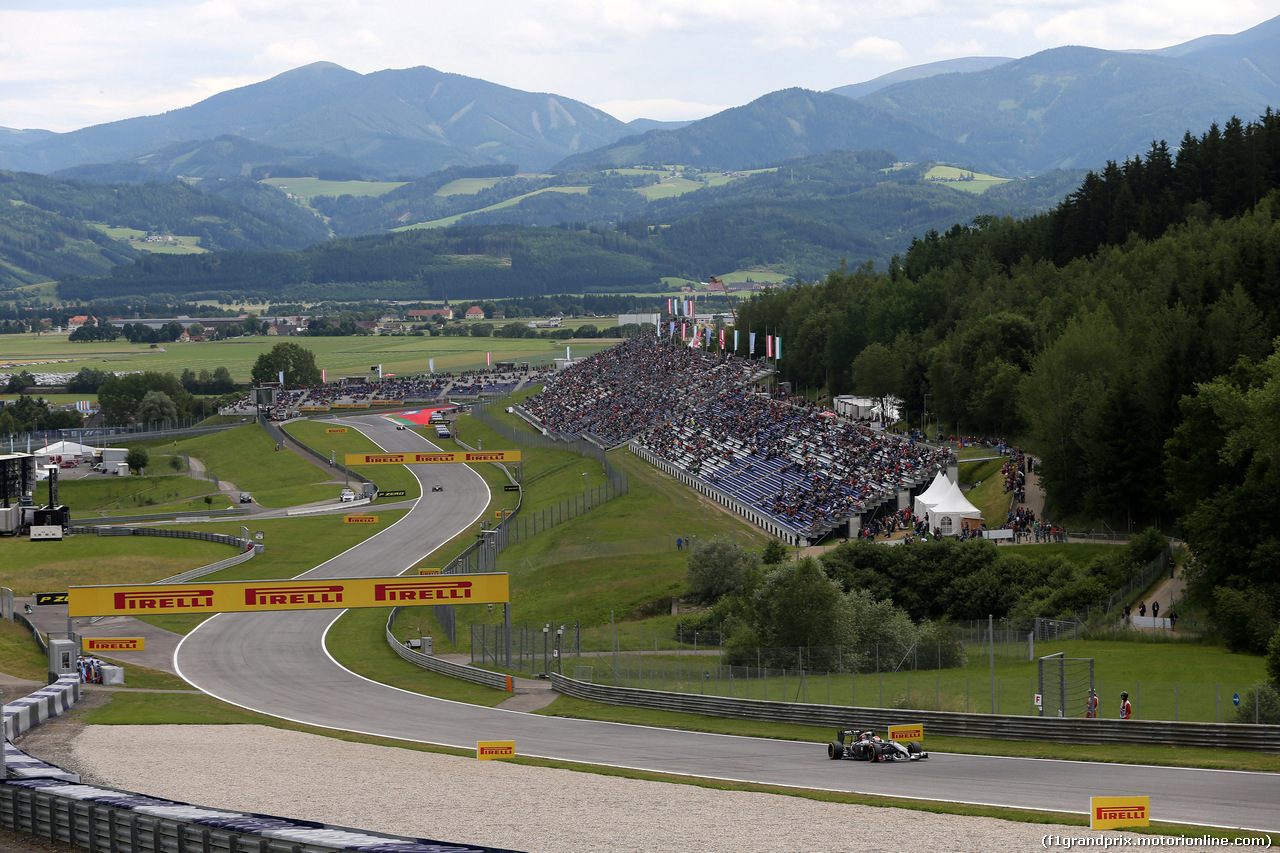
(1090, 796, 1150, 830)
(888, 723, 924, 742)
(326, 427, 348, 433)
(418, 568, 442, 575)
(345, 450, 522, 466)
(477, 740, 515, 760)
(83, 637, 145, 652)
(344, 515, 379, 524)
(67, 574, 510, 617)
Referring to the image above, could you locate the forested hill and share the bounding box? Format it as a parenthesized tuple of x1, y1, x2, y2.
(733, 110, 1280, 636)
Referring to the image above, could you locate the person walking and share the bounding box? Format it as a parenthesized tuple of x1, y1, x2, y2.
(1120, 691, 1133, 720)
(1152, 600, 1160, 620)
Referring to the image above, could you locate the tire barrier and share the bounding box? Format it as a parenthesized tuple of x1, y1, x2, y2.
(0, 778, 517, 853)
(548, 673, 1280, 752)
(2, 682, 524, 853)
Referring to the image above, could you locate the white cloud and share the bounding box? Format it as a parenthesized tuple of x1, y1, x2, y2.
(2, 0, 1278, 132)
(839, 36, 909, 62)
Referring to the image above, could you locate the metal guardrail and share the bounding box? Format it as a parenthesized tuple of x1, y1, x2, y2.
(384, 612, 511, 692)
(548, 674, 1280, 751)
(70, 507, 249, 525)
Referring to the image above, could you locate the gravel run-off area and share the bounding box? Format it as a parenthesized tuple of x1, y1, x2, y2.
(11, 713, 1245, 853)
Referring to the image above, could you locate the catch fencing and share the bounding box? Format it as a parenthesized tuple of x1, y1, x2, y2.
(548, 673, 1280, 750)
(429, 399, 630, 643)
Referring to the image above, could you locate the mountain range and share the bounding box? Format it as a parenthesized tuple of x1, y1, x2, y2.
(2, 15, 1278, 180)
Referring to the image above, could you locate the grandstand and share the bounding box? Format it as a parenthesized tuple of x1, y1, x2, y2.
(516, 333, 953, 545)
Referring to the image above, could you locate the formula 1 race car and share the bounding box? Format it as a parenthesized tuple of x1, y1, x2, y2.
(826, 729, 928, 762)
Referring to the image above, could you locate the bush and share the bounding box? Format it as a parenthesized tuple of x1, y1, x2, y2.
(685, 539, 759, 605)
(1213, 587, 1277, 654)
(1233, 682, 1280, 724)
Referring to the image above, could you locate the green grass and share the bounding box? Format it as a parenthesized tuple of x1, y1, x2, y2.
(0, 618, 56, 681)
(0, 534, 234, 597)
(259, 177, 408, 200)
(169, 424, 339, 506)
(326, 606, 512, 706)
(60, 471, 217, 513)
(399, 186, 590, 229)
(283, 420, 421, 499)
(390, 409, 771, 654)
(925, 165, 1011, 194)
(0, 332, 624, 383)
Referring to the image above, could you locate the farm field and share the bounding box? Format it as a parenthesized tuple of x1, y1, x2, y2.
(259, 177, 408, 200)
(0, 333, 623, 383)
(925, 164, 1011, 193)
(399, 185, 591, 229)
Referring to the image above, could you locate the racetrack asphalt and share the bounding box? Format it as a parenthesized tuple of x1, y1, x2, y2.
(44, 415, 1280, 833)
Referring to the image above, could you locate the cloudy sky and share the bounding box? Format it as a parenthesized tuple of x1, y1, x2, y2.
(3, 0, 1278, 133)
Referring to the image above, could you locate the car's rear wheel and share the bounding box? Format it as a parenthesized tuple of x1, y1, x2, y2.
(827, 742, 843, 760)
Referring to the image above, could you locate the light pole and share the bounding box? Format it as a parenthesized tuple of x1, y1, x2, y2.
(545, 622, 555, 676)
(582, 472, 589, 513)
(922, 393, 931, 438)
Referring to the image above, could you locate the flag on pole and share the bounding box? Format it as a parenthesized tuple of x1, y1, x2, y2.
(766, 335, 773, 358)
(321, 368, 326, 383)
(429, 358, 435, 372)
(719, 329, 725, 350)
(734, 330, 739, 352)
(278, 370, 285, 384)
(750, 332, 756, 355)
(566, 346, 571, 360)
(775, 337, 782, 361)
(487, 351, 492, 366)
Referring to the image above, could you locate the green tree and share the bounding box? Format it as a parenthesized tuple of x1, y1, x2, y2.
(125, 447, 149, 475)
(135, 390, 179, 425)
(685, 540, 760, 605)
(850, 342, 902, 425)
(250, 342, 322, 386)
(750, 557, 850, 664)
(761, 539, 790, 565)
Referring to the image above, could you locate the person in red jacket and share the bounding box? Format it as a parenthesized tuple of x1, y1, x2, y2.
(1120, 691, 1132, 719)
(1085, 688, 1098, 718)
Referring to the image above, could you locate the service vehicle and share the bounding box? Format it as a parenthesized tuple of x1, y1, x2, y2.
(434, 425, 451, 439)
(826, 729, 928, 762)
(339, 488, 356, 502)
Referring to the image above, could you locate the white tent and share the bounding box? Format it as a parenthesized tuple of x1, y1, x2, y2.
(926, 480, 984, 537)
(912, 470, 951, 518)
(38, 440, 97, 458)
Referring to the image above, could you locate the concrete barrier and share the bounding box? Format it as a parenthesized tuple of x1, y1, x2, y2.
(2, 676, 79, 742)
(384, 622, 511, 692)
